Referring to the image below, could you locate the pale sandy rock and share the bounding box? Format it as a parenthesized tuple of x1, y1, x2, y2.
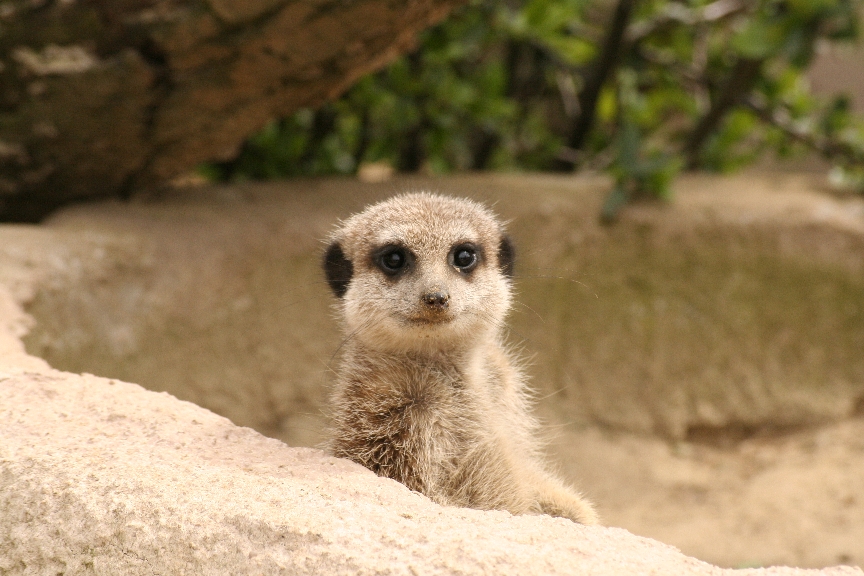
(1, 173, 863, 573)
(0, 365, 858, 576)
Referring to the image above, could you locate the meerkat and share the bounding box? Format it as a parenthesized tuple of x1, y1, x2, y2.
(322, 192, 598, 525)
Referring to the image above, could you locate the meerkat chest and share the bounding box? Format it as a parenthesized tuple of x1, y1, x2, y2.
(332, 353, 480, 490)
(356, 357, 475, 441)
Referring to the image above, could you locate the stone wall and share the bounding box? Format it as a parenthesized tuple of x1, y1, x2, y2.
(13, 173, 864, 444)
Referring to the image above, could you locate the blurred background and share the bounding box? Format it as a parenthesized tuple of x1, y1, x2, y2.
(206, 0, 864, 219)
(2, 0, 863, 570)
(4, 0, 864, 220)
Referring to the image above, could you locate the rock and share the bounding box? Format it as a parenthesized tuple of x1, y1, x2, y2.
(1, 172, 863, 572)
(0, 337, 858, 574)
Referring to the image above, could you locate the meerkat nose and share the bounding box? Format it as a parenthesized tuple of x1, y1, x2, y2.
(422, 290, 450, 310)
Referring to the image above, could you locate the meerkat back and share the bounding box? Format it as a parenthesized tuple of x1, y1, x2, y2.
(322, 192, 597, 525)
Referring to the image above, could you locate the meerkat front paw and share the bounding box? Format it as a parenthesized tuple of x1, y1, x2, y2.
(535, 478, 600, 525)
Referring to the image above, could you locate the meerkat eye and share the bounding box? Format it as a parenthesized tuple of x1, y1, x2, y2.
(377, 246, 409, 275)
(451, 244, 478, 273)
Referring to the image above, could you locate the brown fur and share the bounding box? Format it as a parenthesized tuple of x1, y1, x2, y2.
(323, 192, 598, 524)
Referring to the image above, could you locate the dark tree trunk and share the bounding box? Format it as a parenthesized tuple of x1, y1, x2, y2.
(353, 108, 372, 169)
(397, 125, 426, 173)
(300, 106, 338, 173)
(470, 129, 501, 170)
(553, 0, 639, 171)
(396, 50, 428, 173)
(0, 0, 466, 221)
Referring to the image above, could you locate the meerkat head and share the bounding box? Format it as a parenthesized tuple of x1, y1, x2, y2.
(323, 192, 515, 354)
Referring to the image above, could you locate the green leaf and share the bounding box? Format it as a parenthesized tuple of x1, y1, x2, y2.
(732, 19, 785, 59)
(600, 184, 629, 225)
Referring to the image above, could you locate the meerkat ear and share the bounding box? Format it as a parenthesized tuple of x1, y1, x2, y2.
(323, 241, 353, 298)
(498, 235, 515, 278)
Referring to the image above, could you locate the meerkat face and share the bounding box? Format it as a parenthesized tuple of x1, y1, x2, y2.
(324, 193, 515, 354)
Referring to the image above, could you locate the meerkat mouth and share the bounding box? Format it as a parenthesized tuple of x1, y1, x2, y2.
(404, 315, 455, 326)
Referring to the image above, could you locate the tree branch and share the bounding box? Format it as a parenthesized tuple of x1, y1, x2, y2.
(564, 0, 639, 158)
(640, 48, 864, 170)
(684, 56, 763, 168)
(744, 96, 864, 165)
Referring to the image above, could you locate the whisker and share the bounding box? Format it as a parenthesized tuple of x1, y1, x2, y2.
(471, 308, 536, 348)
(512, 301, 545, 324)
(513, 273, 595, 291)
(325, 315, 382, 369)
(534, 385, 573, 402)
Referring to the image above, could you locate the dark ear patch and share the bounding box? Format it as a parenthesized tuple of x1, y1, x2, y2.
(498, 235, 515, 277)
(323, 241, 353, 298)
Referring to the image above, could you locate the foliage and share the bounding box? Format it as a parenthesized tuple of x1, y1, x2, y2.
(210, 0, 864, 219)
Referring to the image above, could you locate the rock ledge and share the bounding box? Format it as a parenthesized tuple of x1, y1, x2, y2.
(0, 286, 859, 575)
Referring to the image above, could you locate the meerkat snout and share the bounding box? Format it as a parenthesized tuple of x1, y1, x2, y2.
(421, 290, 450, 310)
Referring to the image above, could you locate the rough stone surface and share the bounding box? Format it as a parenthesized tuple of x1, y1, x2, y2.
(0, 0, 464, 221)
(1, 172, 863, 571)
(0, 322, 859, 575)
